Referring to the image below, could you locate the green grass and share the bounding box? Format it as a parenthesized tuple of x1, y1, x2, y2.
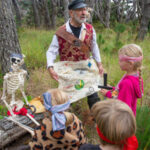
(0, 105, 8, 119)
(23, 95, 33, 104)
(136, 106, 150, 150)
(19, 28, 55, 70)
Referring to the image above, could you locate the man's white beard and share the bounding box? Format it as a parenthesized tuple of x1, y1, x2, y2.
(74, 13, 86, 24)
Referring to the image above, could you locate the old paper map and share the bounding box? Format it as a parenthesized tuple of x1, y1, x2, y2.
(54, 58, 103, 103)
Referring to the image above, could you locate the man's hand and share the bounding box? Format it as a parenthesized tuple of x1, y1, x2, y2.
(97, 62, 104, 75)
(48, 67, 59, 81)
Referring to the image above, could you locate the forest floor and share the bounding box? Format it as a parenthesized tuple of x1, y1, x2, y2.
(1, 68, 100, 149)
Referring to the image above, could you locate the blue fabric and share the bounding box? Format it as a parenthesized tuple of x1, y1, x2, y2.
(10, 53, 23, 59)
(43, 92, 52, 111)
(43, 92, 70, 131)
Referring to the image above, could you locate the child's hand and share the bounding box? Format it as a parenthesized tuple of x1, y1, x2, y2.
(100, 89, 108, 96)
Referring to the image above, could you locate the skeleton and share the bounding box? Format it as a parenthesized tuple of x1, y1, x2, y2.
(1, 53, 29, 116)
(1, 53, 40, 126)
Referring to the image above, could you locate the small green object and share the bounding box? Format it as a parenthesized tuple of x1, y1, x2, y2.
(75, 80, 85, 90)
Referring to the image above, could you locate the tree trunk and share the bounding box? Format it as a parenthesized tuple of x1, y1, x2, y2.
(137, 1, 150, 40)
(51, 0, 57, 29)
(95, 0, 105, 26)
(136, 0, 142, 19)
(0, 0, 22, 74)
(43, 0, 51, 29)
(38, 0, 51, 29)
(31, 0, 40, 28)
(125, 0, 137, 22)
(63, 0, 69, 22)
(85, 0, 95, 24)
(12, 0, 22, 27)
(113, 0, 122, 22)
(95, 0, 111, 27)
(105, 0, 111, 28)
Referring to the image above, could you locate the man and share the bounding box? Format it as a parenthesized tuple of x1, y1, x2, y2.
(46, 0, 104, 109)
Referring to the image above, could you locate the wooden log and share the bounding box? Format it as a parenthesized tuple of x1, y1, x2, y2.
(0, 113, 44, 148)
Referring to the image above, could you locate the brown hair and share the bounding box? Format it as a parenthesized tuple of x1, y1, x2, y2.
(118, 44, 143, 104)
(46, 89, 73, 126)
(91, 99, 136, 146)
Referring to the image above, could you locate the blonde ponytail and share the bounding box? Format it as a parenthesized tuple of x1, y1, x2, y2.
(64, 112, 74, 126)
(139, 68, 143, 105)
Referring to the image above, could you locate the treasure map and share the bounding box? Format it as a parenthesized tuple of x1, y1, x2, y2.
(54, 58, 103, 103)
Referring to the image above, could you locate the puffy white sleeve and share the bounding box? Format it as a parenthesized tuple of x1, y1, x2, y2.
(91, 28, 101, 62)
(46, 35, 59, 68)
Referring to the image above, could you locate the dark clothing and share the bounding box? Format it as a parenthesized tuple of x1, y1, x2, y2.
(87, 92, 100, 109)
(69, 23, 81, 38)
(79, 144, 101, 150)
(16, 145, 30, 150)
(68, 0, 87, 10)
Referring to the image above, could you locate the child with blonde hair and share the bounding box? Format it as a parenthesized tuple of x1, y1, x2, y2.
(29, 89, 86, 150)
(101, 44, 143, 116)
(80, 99, 138, 150)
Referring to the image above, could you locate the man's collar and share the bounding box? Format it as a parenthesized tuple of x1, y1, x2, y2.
(66, 20, 86, 34)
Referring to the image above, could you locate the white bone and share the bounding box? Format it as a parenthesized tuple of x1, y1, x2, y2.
(26, 113, 40, 126)
(5, 117, 35, 136)
(1, 54, 40, 131)
(1, 55, 28, 114)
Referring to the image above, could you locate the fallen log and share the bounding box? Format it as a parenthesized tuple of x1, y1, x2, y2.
(0, 113, 44, 149)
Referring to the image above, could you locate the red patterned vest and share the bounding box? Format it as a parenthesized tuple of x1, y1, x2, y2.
(55, 23, 93, 61)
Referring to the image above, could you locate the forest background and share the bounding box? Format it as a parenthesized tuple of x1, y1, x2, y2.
(0, 0, 150, 149)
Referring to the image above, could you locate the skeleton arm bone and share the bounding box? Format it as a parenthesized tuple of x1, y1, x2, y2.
(5, 117, 35, 136)
(4, 73, 13, 79)
(20, 86, 29, 105)
(1, 75, 16, 116)
(20, 69, 27, 75)
(1, 97, 15, 117)
(26, 113, 40, 126)
(1, 78, 7, 100)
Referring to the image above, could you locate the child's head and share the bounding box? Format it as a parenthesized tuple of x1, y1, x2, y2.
(91, 99, 136, 146)
(43, 89, 73, 130)
(47, 89, 69, 106)
(118, 44, 143, 72)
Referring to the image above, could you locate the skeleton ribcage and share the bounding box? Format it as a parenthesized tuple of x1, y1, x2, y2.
(6, 73, 25, 94)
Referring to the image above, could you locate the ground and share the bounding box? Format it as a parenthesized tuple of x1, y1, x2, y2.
(0, 68, 100, 149)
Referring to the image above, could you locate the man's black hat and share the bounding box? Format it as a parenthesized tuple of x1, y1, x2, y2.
(68, 0, 87, 10)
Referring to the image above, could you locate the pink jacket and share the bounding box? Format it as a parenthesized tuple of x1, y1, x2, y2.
(106, 74, 143, 116)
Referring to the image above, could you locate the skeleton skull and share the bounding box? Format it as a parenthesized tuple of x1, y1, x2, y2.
(10, 53, 25, 71)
